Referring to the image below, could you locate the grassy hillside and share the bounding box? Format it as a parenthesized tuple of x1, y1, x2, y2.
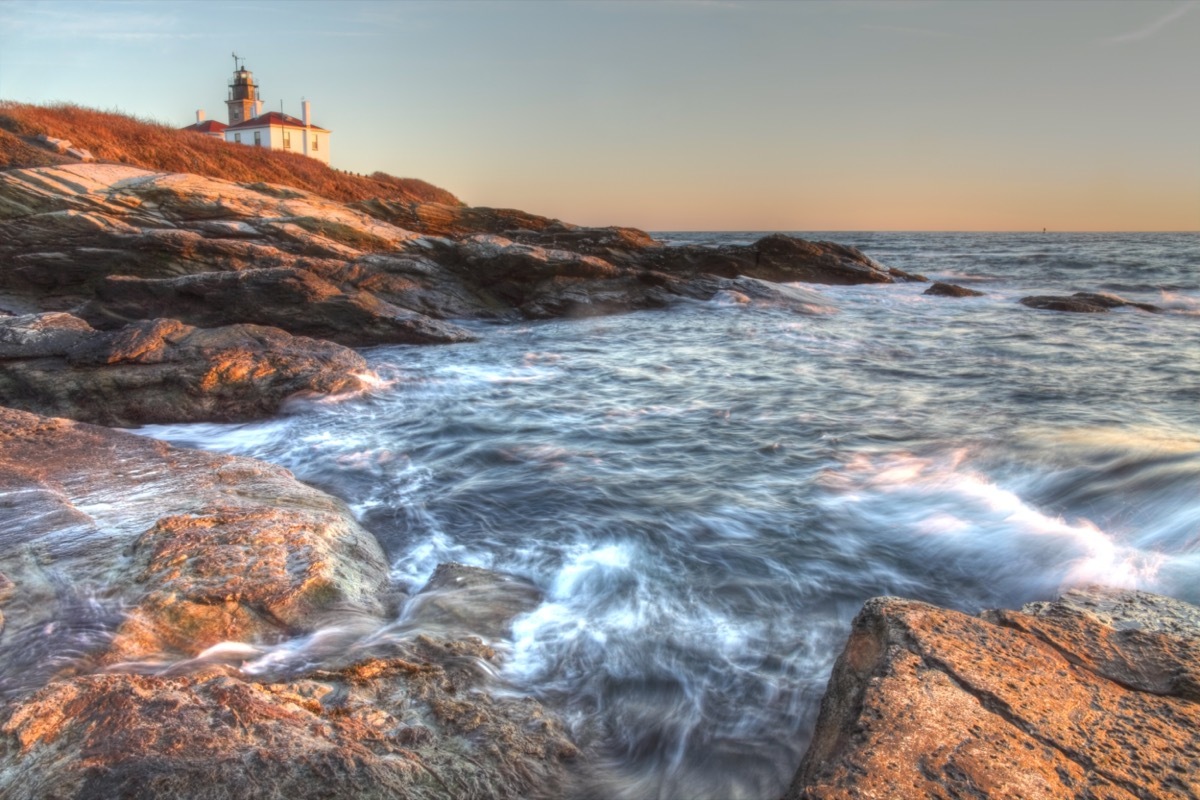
(0, 102, 463, 206)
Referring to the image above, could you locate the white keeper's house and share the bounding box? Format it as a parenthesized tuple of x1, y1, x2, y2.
(182, 56, 331, 164)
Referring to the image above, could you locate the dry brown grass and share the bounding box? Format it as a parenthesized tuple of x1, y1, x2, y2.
(0, 128, 72, 170)
(0, 102, 463, 206)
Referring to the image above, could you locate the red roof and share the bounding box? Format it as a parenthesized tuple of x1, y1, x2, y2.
(180, 119, 228, 133)
(226, 111, 330, 132)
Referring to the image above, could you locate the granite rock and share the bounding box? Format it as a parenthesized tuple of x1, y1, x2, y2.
(1020, 292, 1161, 313)
(0, 313, 370, 426)
(79, 268, 474, 346)
(787, 586, 1200, 800)
(0, 406, 390, 693)
(925, 281, 985, 298)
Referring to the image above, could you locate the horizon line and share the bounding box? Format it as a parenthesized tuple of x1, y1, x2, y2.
(645, 228, 1200, 235)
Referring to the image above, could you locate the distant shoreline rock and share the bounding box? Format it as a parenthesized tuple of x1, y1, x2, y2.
(1021, 291, 1162, 313)
(925, 281, 984, 297)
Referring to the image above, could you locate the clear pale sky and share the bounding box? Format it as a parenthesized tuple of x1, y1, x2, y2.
(2, 0, 1197, 231)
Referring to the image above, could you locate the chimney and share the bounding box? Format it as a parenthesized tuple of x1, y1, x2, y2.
(196, 109, 205, 123)
(254, 99, 264, 117)
(302, 100, 311, 127)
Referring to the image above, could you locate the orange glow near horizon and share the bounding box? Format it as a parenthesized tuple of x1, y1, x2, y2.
(3, 2, 1198, 234)
(479, 168, 1200, 234)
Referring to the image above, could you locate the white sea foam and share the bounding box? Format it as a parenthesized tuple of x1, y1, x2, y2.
(822, 449, 1171, 593)
(1158, 290, 1200, 315)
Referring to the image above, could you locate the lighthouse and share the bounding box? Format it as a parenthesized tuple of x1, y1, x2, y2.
(183, 55, 332, 164)
(225, 54, 262, 126)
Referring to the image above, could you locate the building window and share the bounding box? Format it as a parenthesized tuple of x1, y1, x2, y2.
(234, 133, 241, 143)
(312, 136, 319, 151)
(254, 131, 261, 146)
(283, 130, 291, 149)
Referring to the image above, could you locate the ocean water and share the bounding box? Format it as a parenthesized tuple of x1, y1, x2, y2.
(137, 232, 1200, 800)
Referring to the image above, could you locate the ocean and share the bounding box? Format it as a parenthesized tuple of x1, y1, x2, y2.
(138, 231, 1200, 800)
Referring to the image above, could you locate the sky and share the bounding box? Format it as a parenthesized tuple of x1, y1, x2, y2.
(1, 0, 1197, 232)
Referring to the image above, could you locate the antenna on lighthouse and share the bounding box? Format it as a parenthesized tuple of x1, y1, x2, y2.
(232, 52, 242, 71)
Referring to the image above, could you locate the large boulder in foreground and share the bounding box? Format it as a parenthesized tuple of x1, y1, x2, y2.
(0, 406, 390, 690)
(787, 586, 1200, 799)
(0, 575, 577, 800)
(0, 313, 369, 426)
(0, 406, 578, 797)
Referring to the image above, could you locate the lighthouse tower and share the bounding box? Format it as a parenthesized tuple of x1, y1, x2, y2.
(225, 54, 261, 125)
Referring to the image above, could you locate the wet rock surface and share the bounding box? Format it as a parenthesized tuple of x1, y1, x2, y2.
(1021, 292, 1162, 313)
(400, 562, 544, 641)
(0, 313, 369, 426)
(786, 586, 1200, 800)
(0, 406, 577, 798)
(925, 281, 985, 297)
(0, 405, 390, 683)
(1, 607, 577, 800)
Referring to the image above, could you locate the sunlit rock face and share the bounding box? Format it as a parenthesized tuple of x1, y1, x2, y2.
(0, 164, 434, 322)
(0, 635, 578, 800)
(352, 198, 660, 265)
(0, 313, 370, 426)
(786, 587, 1200, 800)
